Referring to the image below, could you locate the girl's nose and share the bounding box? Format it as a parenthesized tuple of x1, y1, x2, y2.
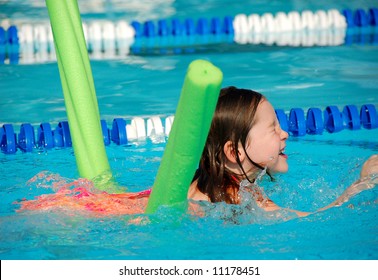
(281, 128, 289, 140)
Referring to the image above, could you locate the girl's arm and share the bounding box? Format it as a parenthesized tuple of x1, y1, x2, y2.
(248, 185, 311, 217)
(318, 154, 378, 212)
(262, 155, 378, 217)
(259, 197, 311, 217)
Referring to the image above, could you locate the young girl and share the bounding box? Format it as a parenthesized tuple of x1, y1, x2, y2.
(19, 86, 377, 217)
(188, 86, 378, 216)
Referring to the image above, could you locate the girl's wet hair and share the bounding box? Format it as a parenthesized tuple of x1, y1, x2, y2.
(193, 86, 268, 204)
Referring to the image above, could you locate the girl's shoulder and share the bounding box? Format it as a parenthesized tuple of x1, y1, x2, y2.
(187, 181, 210, 201)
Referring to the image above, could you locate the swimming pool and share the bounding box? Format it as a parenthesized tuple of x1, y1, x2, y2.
(1, 0, 378, 260)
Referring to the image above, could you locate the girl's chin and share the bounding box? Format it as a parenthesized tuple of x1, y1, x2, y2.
(269, 164, 289, 174)
(280, 168, 289, 173)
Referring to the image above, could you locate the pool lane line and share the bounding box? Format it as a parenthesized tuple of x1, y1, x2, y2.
(145, 59, 223, 214)
(45, 0, 114, 191)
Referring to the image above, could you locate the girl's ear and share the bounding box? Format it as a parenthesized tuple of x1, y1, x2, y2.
(223, 141, 245, 163)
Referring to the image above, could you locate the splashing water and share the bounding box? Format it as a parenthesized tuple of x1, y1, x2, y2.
(196, 168, 296, 225)
(16, 171, 151, 217)
(329, 173, 378, 208)
(199, 169, 378, 225)
(15, 169, 378, 224)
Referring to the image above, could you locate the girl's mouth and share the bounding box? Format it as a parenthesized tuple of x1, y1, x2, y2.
(279, 150, 288, 159)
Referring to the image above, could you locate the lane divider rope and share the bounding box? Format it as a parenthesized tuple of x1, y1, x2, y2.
(1, 104, 377, 154)
(0, 7, 377, 63)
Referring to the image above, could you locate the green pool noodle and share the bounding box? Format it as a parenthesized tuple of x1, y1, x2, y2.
(46, 0, 111, 188)
(146, 60, 223, 213)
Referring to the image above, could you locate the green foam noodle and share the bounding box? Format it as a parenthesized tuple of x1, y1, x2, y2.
(46, 0, 112, 189)
(146, 60, 223, 213)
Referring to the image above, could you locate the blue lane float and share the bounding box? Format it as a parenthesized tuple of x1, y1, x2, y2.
(1, 104, 377, 154)
(306, 108, 324, 134)
(101, 120, 111, 146)
(361, 104, 378, 129)
(0, 27, 6, 45)
(111, 118, 127, 145)
(289, 108, 307, 136)
(37, 123, 54, 149)
(18, 123, 35, 152)
(0, 124, 16, 154)
(324, 106, 344, 133)
(343, 105, 361, 130)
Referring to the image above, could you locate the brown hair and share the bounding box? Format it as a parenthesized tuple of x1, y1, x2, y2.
(192, 86, 266, 204)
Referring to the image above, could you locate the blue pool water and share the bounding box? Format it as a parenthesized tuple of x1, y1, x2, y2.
(1, 0, 378, 260)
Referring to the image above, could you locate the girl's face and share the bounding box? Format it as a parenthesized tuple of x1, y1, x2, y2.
(244, 99, 289, 174)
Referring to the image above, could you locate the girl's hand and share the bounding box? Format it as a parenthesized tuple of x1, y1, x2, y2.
(360, 154, 378, 178)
